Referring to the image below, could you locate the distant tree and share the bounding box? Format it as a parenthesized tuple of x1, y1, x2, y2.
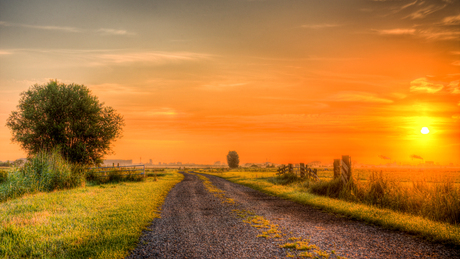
(6, 80, 124, 165)
(13, 159, 24, 167)
(227, 151, 239, 169)
(250, 164, 259, 168)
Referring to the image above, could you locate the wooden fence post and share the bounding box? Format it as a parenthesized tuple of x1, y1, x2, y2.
(333, 159, 340, 179)
(341, 155, 351, 184)
(300, 163, 305, 177)
(288, 164, 293, 174)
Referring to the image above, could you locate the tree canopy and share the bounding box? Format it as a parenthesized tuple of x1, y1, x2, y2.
(6, 81, 124, 165)
(227, 151, 239, 169)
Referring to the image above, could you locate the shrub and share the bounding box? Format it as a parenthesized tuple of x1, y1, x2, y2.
(86, 168, 144, 185)
(0, 149, 84, 202)
(0, 169, 7, 183)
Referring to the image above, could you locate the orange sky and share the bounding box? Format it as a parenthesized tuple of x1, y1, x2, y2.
(0, 0, 459, 165)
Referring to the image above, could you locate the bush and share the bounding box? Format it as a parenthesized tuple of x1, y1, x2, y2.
(86, 168, 144, 185)
(0, 149, 84, 202)
(0, 170, 7, 183)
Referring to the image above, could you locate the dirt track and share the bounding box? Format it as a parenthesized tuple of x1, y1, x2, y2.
(127, 172, 459, 258)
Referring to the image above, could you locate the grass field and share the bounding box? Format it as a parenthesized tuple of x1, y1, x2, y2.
(201, 170, 460, 246)
(0, 170, 183, 258)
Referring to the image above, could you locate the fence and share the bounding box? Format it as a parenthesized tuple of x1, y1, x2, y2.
(277, 155, 352, 184)
(87, 164, 146, 178)
(277, 163, 320, 181)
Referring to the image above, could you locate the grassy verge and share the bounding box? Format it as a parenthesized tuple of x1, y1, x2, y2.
(202, 171, 460, 247)
(0, 170, 183, 258)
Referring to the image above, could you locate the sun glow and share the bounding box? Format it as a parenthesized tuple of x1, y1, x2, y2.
(421, 127, 430, 134)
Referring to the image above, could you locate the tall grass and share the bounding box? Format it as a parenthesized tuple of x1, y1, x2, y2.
(0, 169, 7, 183)
(309, 171, 460, 225)
(0, 149, 84, 202)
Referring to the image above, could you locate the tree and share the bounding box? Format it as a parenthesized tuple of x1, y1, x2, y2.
(227, 151, 239, 169)
(13, 159, 24, 167)
(6, 80, 124, 165)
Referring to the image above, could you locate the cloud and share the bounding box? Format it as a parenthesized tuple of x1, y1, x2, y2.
(441, 14, 460, 25)
(203, 82, 250, 90)
(93, 51, 211, 65)
(411, 154, 423, 160)
(0, 20, 81, 32)
(329, 91, 393, 103)
(448, 80, 460, 94)
(452, 61, 460, 66)
(145, 108, 178, 116)
(124, 107, 179, 117)
(406, 4, 446, 19)
(391, 93, 407, 99)
(452, 114, 460, 120)
(409, 78, 444, 93)
(90, 83, 151, 95)
(418, 29, 460, 41)
(379, 155, 391, 160)
(96, 28, 135, 36)
(0, 50, 12, 55)
(389, 0, 418, 14)
(301, 24, 342, 29)
(0, 21, 135, 36)
(372, 27, 460, 41)
(375, 28, 416, 35)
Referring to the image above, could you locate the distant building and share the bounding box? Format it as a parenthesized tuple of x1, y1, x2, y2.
(214, 161, 221, 165)
(103, 159, 132, 166)
(308, 161, 321, 167)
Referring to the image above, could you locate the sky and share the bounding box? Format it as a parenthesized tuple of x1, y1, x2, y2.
(0, 0, 459, 165)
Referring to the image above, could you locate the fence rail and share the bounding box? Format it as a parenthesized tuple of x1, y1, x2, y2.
(277, 163, 320, 181)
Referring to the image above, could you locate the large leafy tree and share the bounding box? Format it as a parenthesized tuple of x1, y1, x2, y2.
(227, 151, 239, 169)
(6, 81, 124, 165)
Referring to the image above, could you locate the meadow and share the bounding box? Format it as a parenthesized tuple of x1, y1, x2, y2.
(0, 170, 183, 258)
(201, 167, 460, 246)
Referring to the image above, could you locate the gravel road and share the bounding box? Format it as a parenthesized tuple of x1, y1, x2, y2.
(127, 172, 459, 258)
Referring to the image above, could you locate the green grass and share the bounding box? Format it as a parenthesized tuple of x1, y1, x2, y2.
(203, 171, 460, 247)
(0, 170, 183, 258)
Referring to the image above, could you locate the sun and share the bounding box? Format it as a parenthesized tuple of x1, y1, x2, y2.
(421, 127, 430, 134)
